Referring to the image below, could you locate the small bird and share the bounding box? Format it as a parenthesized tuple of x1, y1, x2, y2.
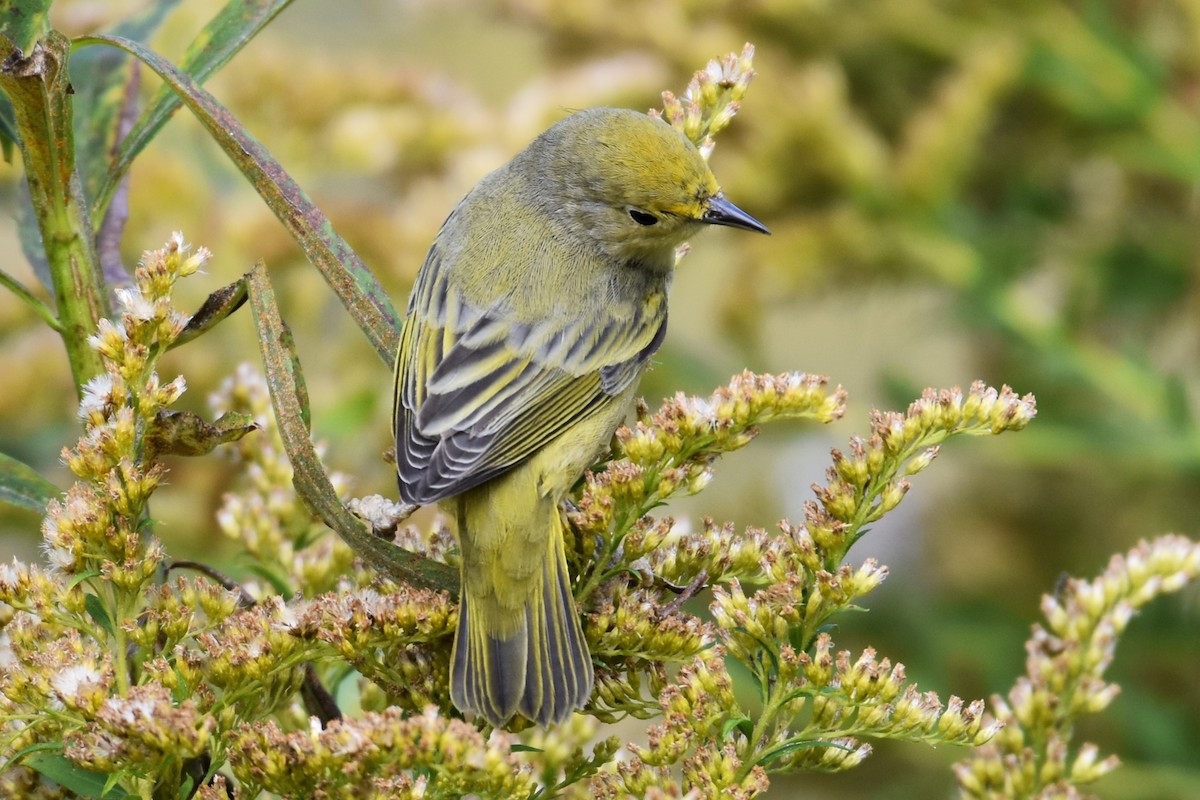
(393, 107, 768, 727)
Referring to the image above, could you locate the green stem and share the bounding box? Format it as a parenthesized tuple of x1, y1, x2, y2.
(833, 431, 946, 567)
(0, 267, 63, 331)
(0, 31, 109, 394)
(108, 584, 131, 695)
(737, 676, 787, 783)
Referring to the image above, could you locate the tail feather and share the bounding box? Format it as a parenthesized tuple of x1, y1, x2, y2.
(520, 533, 593, 725)
(451, 597, 527, 725)
(451, 516, 593, 727)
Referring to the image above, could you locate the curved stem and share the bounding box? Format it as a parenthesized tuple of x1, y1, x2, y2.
(0, 268, 62, 332)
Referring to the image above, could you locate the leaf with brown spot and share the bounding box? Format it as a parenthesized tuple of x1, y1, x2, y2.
(145, 410, 258, 460)
(172, 273, 248, 349)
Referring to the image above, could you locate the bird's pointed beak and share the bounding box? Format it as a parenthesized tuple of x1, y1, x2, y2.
(702, 194, 770, 234)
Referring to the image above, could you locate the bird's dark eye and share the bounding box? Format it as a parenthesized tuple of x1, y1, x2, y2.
(629, 209, 658, 226)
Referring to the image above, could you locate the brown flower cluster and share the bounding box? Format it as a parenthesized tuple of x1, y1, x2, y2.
(228, 706, 536, 799)
(290, 584, 457, 713)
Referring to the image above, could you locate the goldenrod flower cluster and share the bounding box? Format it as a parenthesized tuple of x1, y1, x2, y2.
(211, 363, 360, 598)
(656, 43, 757, 161)
(227, 706, 537, 799)
(954, 535, 1200, 799)
(579, 381, 1035, 795)
(291, 583, 456, 713)
(0, 234, 244, 794)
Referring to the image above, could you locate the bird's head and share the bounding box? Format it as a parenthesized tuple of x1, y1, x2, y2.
(527, 107, 768, 267)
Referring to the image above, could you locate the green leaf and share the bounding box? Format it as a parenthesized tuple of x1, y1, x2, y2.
(91, 0, 293, 222)
(277, 313, 311, 431)
(71, 0, 184, 215)
(721, 716, 754, 740)
(244, 562, 292, 596)
(0, 91, 17, 161)
(0, 0, 52, 56)
(13, 176, 50, 290)
(0, 263, 61, 330)
(76, 33, 403, 364)
(0, 740, 61, 775)
(510, 744, 544, 753)
(0, 450, 58, 512)
(24, 751, 133, 798)
(756, 737, 855, 767)
(84, 593, 116, 638)
(245, 262, 456, 593)
(67, 570, 103, 591)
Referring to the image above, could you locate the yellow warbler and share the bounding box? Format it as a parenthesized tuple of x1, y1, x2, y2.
(393, 107, 767, 727)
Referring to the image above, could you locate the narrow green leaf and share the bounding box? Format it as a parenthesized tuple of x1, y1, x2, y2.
(84, 593, 115, 638)
(0, 450, 58, 512)
(246, 262, 456, 592)
(24, 751, 132, 798)
(244, 562, 292, 596)
(0, 91, 17, 161)
(171, 273, 248, 349)
(0, 1, 52, 55)
(76, 33, 403, 364)
(13, 177, 50, 289)
(721, 716, 753, 741)
(95, 0, 293, 221)
(101, 771, 125, 797)
(277, 313, 311, 431)
(756, 737, 854, 767)
(0, 740, 62, 775)
(510, 744, 544, 753)
(73, 1, 186, 287)
(71, 0, 184, 214)
(169, 662, 189, 704)
(66, 570, 103, 591)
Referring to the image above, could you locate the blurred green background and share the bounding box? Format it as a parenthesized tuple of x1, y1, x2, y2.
(3, 0, 1199, 796)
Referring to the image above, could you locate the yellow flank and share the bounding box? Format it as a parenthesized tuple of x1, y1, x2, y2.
(393, 106, 768, 727)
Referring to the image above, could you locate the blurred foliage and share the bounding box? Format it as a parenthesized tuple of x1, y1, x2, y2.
(1, 0, 1198, 797)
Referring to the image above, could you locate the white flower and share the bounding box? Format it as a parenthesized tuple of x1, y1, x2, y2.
(115, 286, 157, 322)
(52, 663, 104, 703)
(0, 631, 15, 669)
(42, 541, 79, 573)
(0, 559, 23, 590)
(78, 373, 115, 420)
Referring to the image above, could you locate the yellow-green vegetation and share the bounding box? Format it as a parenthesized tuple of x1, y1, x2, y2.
(1, 1, 1198, 798)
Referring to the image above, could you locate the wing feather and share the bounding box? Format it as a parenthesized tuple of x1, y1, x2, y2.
(394, 247, 665, 506)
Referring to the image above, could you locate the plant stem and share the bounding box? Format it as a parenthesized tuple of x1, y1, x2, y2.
(0, 31, 108, 395)
(0, 267, 63, 331)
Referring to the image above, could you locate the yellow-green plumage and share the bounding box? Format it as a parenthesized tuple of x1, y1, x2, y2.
(394, 107, 767, 727)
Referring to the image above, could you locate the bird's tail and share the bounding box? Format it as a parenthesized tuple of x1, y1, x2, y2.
(451, 507, 594, 727)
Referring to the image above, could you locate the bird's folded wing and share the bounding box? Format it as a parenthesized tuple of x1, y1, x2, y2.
(394, 266, 665, 506)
